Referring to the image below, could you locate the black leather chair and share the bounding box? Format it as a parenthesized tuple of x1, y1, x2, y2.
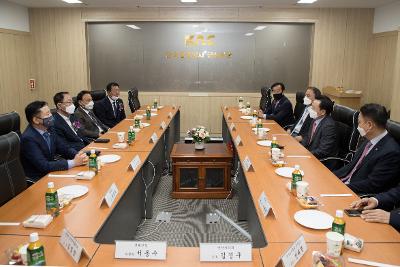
(293, 91, 306, 122)
(320, 104, 361, 170)
(91, 89, 107, 101)
(0, 112, 21, 136)
(128, 88, 141, 113)
(386, 119, 400, 145)
(259, 87, 271, 113)
(0, 132, 27, 206)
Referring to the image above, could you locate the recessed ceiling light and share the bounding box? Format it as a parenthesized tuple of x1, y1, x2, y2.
(180, 0, 197, 3)
(126, 25, 141, 30)
(62, 0, 82, 3)
(254, 25, 267, 31)
(245, 33, 254, 36)
(297, 0, 317, 3)
(192, 24, 199, 28)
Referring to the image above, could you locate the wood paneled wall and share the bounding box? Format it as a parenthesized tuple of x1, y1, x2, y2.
(389, 29, 400, 121)
(0, 29, 37, 129)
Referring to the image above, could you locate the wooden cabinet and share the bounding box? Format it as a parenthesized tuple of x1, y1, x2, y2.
(171, 143, 233, 198)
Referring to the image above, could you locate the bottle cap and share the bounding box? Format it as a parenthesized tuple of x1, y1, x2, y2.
(294, 165, 300, 170)
(129, 126, 134, 130)
(47, 182, 54, 189)
(272, 136, 277, 140)
(336, 210, 344, 218)
(29, 232, 39, 243)
(90, 149, 96, 155)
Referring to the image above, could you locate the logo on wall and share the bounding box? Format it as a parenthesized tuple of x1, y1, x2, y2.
(165, 33, 232, 60)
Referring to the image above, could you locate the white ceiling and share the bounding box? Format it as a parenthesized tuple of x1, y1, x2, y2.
(7, 0, 400, 8)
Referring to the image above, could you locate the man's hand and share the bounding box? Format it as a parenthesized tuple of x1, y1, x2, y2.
(73, 152, 88, 166)
(295, 136, 302, 142)
(361, 209, 390, 224)
(257, 110, 264, 118)
(350, 197, 378, 210)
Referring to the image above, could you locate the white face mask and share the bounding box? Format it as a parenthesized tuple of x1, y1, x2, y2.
(357, 126, 367, 137)
(309, 109, 318, 119)
(85, 101, 94, 110)
(111, 96, 119, 101)
(303, 96, 312, 106)
(65, 104, 76, 114)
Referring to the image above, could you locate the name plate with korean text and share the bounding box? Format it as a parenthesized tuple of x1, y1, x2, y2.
(242, 156, 254, 172)
(115, 241, 167, 260)
(200, 243, 252, 262)
(229, 123, 236, 131)
(280, 235, 307, 267)
(129, 155, 141, 171)
(234, 135, 243, 146)
(258, 191, 271, 217)
(160, 121, 167, 130)
(168, 112, 173, 118)
(59, 228, 89, 263)
(100, 183, 118, 208)
(149, 132, 158, 143)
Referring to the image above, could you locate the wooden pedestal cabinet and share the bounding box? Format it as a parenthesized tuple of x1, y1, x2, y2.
(170, 143, 233, 199)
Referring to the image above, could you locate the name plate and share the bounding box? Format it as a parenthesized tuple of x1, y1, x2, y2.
(172, 105, 176, 109)
(229, 123, 236, 131)
(280, 235, 307, 267)
(115, 240, 167, 260)
(234, 135, 243, 146)
(100, 183, 118, 208)
(160, 121, 167, 130)
(129, 155, 141, 171)
(242, 156, 254, 172)
(224, 106, 228, 110)
(168, 112, 173, 118)
(227, 112, 232, 120)
(200, 243, 252, 262)
(258, 191, 271, 217)
(149, 132, 158, 143)
(59, 228, 88, 263)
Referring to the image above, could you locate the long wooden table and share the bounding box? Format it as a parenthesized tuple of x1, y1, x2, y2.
(0, 105, 398, 266)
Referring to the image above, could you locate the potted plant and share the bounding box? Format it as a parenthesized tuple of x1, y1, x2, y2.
(187, 126, 210, 150)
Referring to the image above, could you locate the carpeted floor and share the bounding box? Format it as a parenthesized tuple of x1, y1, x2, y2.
(134, 174, 250, 247)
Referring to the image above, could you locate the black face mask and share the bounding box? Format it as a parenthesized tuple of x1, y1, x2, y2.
(273, 93, 283, 100)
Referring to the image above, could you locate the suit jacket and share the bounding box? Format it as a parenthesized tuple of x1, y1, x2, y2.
(290, 106, 313, 137)
(301, 115, 337, 159)
(334, 134, 400, 195)
(74, 106, 109, 140)
(94, 97, 126, 128)
(20, 125, 77, 181)
(53, 112, 86, 151)
(264, 95, 294, 128)
(375, 185, 400, 232)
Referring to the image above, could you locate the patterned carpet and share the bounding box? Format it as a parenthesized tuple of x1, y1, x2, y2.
(134, 174, 250, 247)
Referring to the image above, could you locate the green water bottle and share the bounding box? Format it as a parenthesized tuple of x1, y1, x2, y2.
(146, 106, 151, 120)
(27, 233, 46, 266)
(332, 210, 346, 235)
(89, 149, 98, 174)
(45, 182, 59, 217)
(128, 126, 135, 145)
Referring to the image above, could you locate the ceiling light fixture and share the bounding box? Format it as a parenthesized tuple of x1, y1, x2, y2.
(254, 25, 267, 31)
(62, 0, 82, 3)
(245, 33, 254, 36)
(297, 0, 317, 4)
(180, 0, 198, 3)
(126, 25, 141, 30)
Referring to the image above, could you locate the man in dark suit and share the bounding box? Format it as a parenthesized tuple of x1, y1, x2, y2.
(74, 90, 109, 141)
(258, 82, 294, 128)
(94, 82, 126, 128)
(20, 101, 88, 182)
(334, 103, 400, 195)
(301, 95, 337, 160)
(52, 92, 86, 151)
(288, 86, 322, 142)
(350, 185, 400, 232)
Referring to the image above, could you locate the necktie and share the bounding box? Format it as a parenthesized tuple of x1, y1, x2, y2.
(341, 141, 372, 184)
(43, 132, 51, 151)
(89, 111, 104, 131)
(112, 101, 117, 118)
(309, 121, 317, 144)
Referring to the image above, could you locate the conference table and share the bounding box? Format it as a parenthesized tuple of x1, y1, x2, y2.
(0, 105, 399, 266)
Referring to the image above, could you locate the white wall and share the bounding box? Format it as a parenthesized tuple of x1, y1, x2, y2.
(0, 0, 29, 32)
(374, 0, 400, 33)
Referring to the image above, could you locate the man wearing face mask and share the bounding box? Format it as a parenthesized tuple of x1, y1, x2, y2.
(288, 86, 322, 142)
(74, 90, 109, 141)
(334, 103, 400, 195)
(258, 82, 294, 128)
(94, 82, 126, 128)
(301, 95, 337, 163)
(52, 92, 87, 151)
(20, 101, 88, 182)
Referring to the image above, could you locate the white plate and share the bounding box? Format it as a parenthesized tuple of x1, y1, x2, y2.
(112, 143, 128, 149)
(98, 154, 121, 164)
(275, 167, 305, 178)
(134, 115, 144, 119)
(294, 210, 334, 230)
(252, 127, 270, 132)
(257, 140, 272, 147)
(141, 122, 150, 127)
(58, 185, 88, 199)
(240, 115, 253, 120)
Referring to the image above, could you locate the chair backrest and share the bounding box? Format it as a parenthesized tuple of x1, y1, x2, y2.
(259, 87, 271, 112)
(386, 119, 400, 145)
(293, 91, 306, 122)
(91, 89, 107, 102)
(0, 112, 21, 136)
(0, 132, 27, 206)
(128, 88, 141, 113)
